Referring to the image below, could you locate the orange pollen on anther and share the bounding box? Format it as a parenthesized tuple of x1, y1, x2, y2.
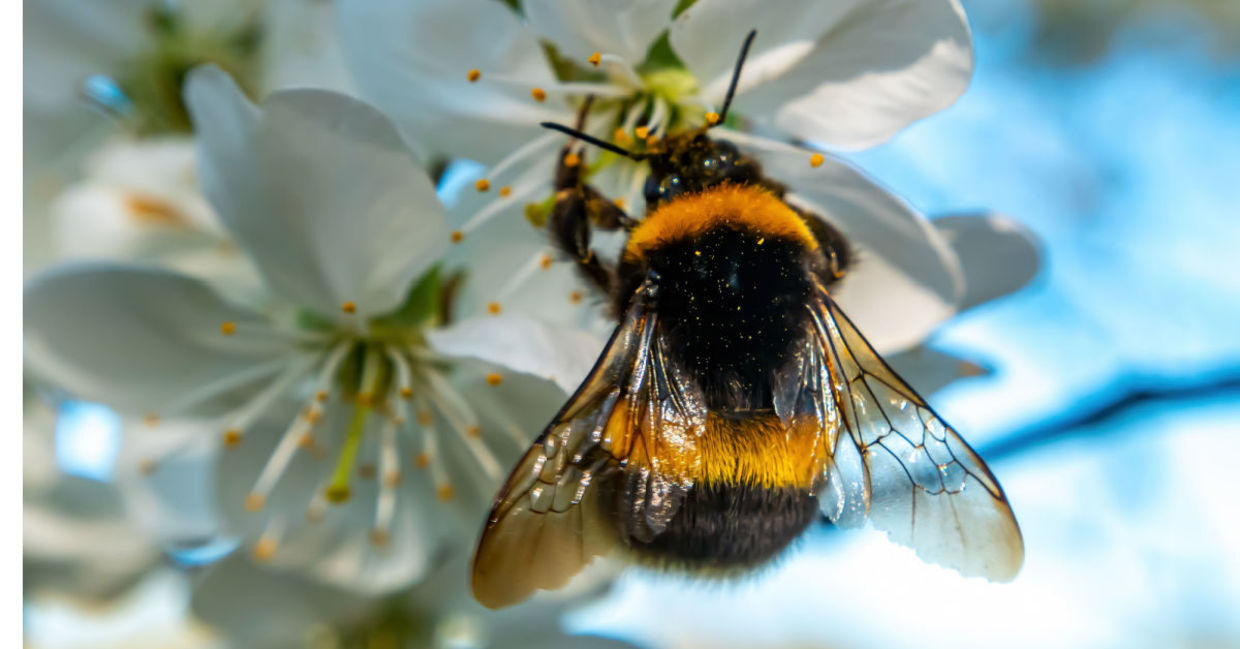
(252, 538, 278, 562)
(539, 254, 553, 270)
(220, 321, 236, 335)
(487, 301, 503, 315)
(564, 152, 581, 167)
(475, 178, 491, 192)
(810, 153, 825, 168)
(486, 373, 503, 386)
(569, 290, 584, 304)
(646, 135, 660, 147)
(369, 529, 391, 547)
(223, 429, 242, 448)
(417, 411, 433, 426)
(499, 185, 512, 197)
(298, 433, 316, 448)
(303, 408, 322, 424)
(415, 452, 431, 468)
(466, 425, 482, 438)
(705, 112, 721, 125)
(315, 390, 329, 402)
(588, 51, 601, 66)
(384, 471, 403, 488)
(437, 484, 455, 501)
(245, 493, 265, 512)
(451, 230, 465, 244)
(341, 301, 357, 314)
(635, 125, 650, 139)
(400, 386, 414, 399)
(531, 87, 547, 102)
(614, 128, 631, 144)
(467, 69, 481, 82)
(143, 413, 159, 426)
(138, 459, 157, 476)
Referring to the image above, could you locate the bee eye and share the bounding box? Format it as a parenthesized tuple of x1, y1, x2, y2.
(715, 140, 739, 162)
(643, 173, 663, 204)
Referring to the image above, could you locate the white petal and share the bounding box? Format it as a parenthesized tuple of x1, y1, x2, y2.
(24, 262, 291, 415)
(337, 0, 573, 164)
(186, 66, 449, 318)
(673, 0, 973, 150)
(427, 315, 604, 394)
(115, 419, 223, 545)
(735, 137, 963, 352)
(934, 213, 1041, 312)
(524, 0, 678, 65)
(260, 0, 356, 93)
(884, 345, 987, 396)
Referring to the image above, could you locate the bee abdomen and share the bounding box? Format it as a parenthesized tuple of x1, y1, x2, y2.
(624, 482, 818, 571)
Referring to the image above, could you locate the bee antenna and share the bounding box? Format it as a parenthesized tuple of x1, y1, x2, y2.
(714, 29, 757, 128)
(540, 122, 646, 160)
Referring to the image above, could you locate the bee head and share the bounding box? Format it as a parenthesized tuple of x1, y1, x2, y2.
(642, 134, 761, 208)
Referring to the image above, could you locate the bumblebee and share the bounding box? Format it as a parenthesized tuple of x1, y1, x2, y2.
(472, 31, 1023, 609)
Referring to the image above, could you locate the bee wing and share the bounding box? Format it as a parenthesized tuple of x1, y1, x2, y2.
(803, 283, 1025, 581)
(472, 295, 705, 608)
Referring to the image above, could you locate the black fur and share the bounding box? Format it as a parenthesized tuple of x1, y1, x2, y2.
(624, 481, 819, 570)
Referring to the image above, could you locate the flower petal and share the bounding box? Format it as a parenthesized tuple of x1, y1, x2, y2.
(186, 66, 449, 319)
(732, 136, 963, 352)
(24, 262, 291, 416)
(523, 0, 678, 65)
(337, 0, 572, 164)
(885, 345, 988, 396)
(673, 0, 973, 150)
(427, 314, 605, 394)
(116, 418, 224, 545)
(934, 213, 1041, 312)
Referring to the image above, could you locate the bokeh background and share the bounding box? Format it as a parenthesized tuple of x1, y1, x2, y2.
(23, 0, 1240, 647)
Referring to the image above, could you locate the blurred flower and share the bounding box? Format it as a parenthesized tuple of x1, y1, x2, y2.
(23, 0, 351, 271)
(339, 0, 982, 351)
(23, 396, 162, 603)
(24, 68, 597, 594)
(192, 551, 639, 649)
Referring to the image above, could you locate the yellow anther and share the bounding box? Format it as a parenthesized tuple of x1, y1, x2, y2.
(466, 425, 482, 438)
(614, 197, 627, 211)
(564, 152, 581, 168)
(417, 410, 434, 426)
(451, 230, 465, 244)
(369, 529, 391, 547)
(315, 390, 328, 402)
(646, 134, 660, 147)
(487, 301, 503, 315)
(252, 538, 278, 562)
(415, 452, 431, 468)
(341, 301, 357, 314)
(475, 178, 491, 192)
(569, 290, 584, 304)
(220, 321, 236, 335)
(467, 69, 481, 82)
(437, 484, 455, 501)
(635, 125, 650, 139)
(486, 373, 503, 386)
(810, 153, 825, 168)
(223, 429, 242, 448)
(588, 51, 601, 67)
(531, 87, 547, 102)
(143, 413, 159, 426)
(400, 386, 414, 399)
(705, 111, 721, 125)
(298, 433, 316, 448)
(245, 493, 265, 512)
(499, 185, 512, 197)
(138, 459, 157, 476)
(539, 254, 553, 270)
(614, 128, 631, 145)
(303, 407, 322, 424)
(384, 471, 403, 488)
(324, 484, 351, 504)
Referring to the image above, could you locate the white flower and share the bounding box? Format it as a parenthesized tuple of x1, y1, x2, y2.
(191, 551, 639, 649)
(338, 0, 980, 351)
(24, 67, 595, 594)
(23, 396, 163, 602)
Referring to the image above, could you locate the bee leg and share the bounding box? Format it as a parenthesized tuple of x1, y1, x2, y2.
(549, 146, 615, 295)
(583, 185, 639, 231)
